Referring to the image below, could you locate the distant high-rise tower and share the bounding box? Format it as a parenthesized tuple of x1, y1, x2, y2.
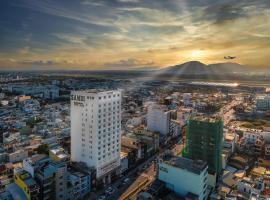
(183, 117, 223, 175)
(70, 90, 121, 183)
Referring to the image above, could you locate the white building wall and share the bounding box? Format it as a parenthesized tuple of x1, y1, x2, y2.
(71, 90, 121, 178)
(159, 161, 208, 200)
(147, 104, 170, 135)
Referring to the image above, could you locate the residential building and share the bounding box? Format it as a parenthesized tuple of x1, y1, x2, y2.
(23, 154, 51, 177)
(67, 170, 91, 200)
(237, 177, 265, 198)
(71, 90, 121, 184)
(23, 154, 67, 200)
(147, 104, 170, 135)
(9, 149, 28, 163)
(223, 133, 238, 153)
(14, 169, 40, 200)
(49, 162, 67, 200)
(121, 130, 159, 161)
(256, 95, 270, 111)
(49, 147, 69, 162)
(8, 85, 59, 100)
(158, 156, 208, 200)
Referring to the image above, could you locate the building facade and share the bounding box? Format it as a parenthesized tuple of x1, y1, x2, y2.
(71, 90, 121, 183)
(183, 117, 223, 176)
(147, 104, 170, 135)
(14, 169, 40, 200)
(256, 95, 270, 111)
(158, 156, 208, 200)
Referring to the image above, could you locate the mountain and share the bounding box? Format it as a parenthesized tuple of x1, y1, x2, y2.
(162, 61, 249, 75)
(164, 61, 207, 75)
(207, 62, 248, 74)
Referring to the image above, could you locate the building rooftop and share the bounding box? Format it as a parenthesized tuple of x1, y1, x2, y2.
(163, 156, 207, 175)
(16, 170, 38, 188)
(72, 89, 120, 94)
(190, 115, 222, 123)
(30, 154, 48, 163)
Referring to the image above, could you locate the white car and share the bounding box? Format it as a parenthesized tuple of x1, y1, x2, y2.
(105, 187, 114, 194)
(97, 195, 106, 200)
(123, 178, 130, 183)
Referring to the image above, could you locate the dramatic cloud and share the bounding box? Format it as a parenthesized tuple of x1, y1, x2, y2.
(104, 58, 154, 68)
(0, 0, 269, 70)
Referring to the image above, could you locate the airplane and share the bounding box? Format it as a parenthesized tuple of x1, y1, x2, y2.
(224, 56, 236, 60)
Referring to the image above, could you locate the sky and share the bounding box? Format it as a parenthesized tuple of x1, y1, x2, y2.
(0, 0, 270, 70)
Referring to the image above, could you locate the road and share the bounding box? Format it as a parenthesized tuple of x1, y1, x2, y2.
(87, 155, 157, 200)
(118, 162, 156, 200)
(219, 99, 240, 126)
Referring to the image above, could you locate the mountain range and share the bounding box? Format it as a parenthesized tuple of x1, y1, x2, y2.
(161, 61, 249, 75)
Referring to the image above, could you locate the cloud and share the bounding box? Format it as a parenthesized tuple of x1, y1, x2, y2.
(104, 58, 154, 68)
(1, 0, 270, 69)
(17, 59, 58, 66)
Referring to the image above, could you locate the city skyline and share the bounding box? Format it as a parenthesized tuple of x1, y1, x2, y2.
(0, 0, 270, 70)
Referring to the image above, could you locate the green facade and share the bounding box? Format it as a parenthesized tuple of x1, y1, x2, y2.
(183, 118, 223, 175)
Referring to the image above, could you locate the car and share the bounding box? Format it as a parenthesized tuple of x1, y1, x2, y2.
(123, 178, 130, 183)
(105, 186, 115, 195)
(97, 195, 106, 200)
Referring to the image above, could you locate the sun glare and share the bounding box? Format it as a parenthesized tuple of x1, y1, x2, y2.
(190, 50, 204, 59)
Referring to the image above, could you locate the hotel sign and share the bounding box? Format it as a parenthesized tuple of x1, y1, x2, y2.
(70, 95, 85, 101)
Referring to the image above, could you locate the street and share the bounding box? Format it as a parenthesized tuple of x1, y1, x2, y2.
(87, 155, 157, 200)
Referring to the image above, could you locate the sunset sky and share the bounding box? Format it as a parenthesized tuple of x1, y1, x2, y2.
(0, 0, 270, 70)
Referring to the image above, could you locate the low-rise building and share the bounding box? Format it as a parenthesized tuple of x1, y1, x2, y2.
(158, 156, 208, 200)
(224, 133, 238, 153)
(49, 147, 69, 162)
(9, 149, 28, 163)
(67, 170, 91, 200)
(256, 95, 270, 111)
(23, 154, 67, 200)
(14, 169, 40, 200)
(237, 177, 265, 198)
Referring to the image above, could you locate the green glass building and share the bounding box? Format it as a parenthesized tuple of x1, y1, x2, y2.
(183, 117, 223, 175)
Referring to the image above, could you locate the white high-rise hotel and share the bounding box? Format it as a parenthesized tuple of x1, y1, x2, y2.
(70, 90, 121, 182)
